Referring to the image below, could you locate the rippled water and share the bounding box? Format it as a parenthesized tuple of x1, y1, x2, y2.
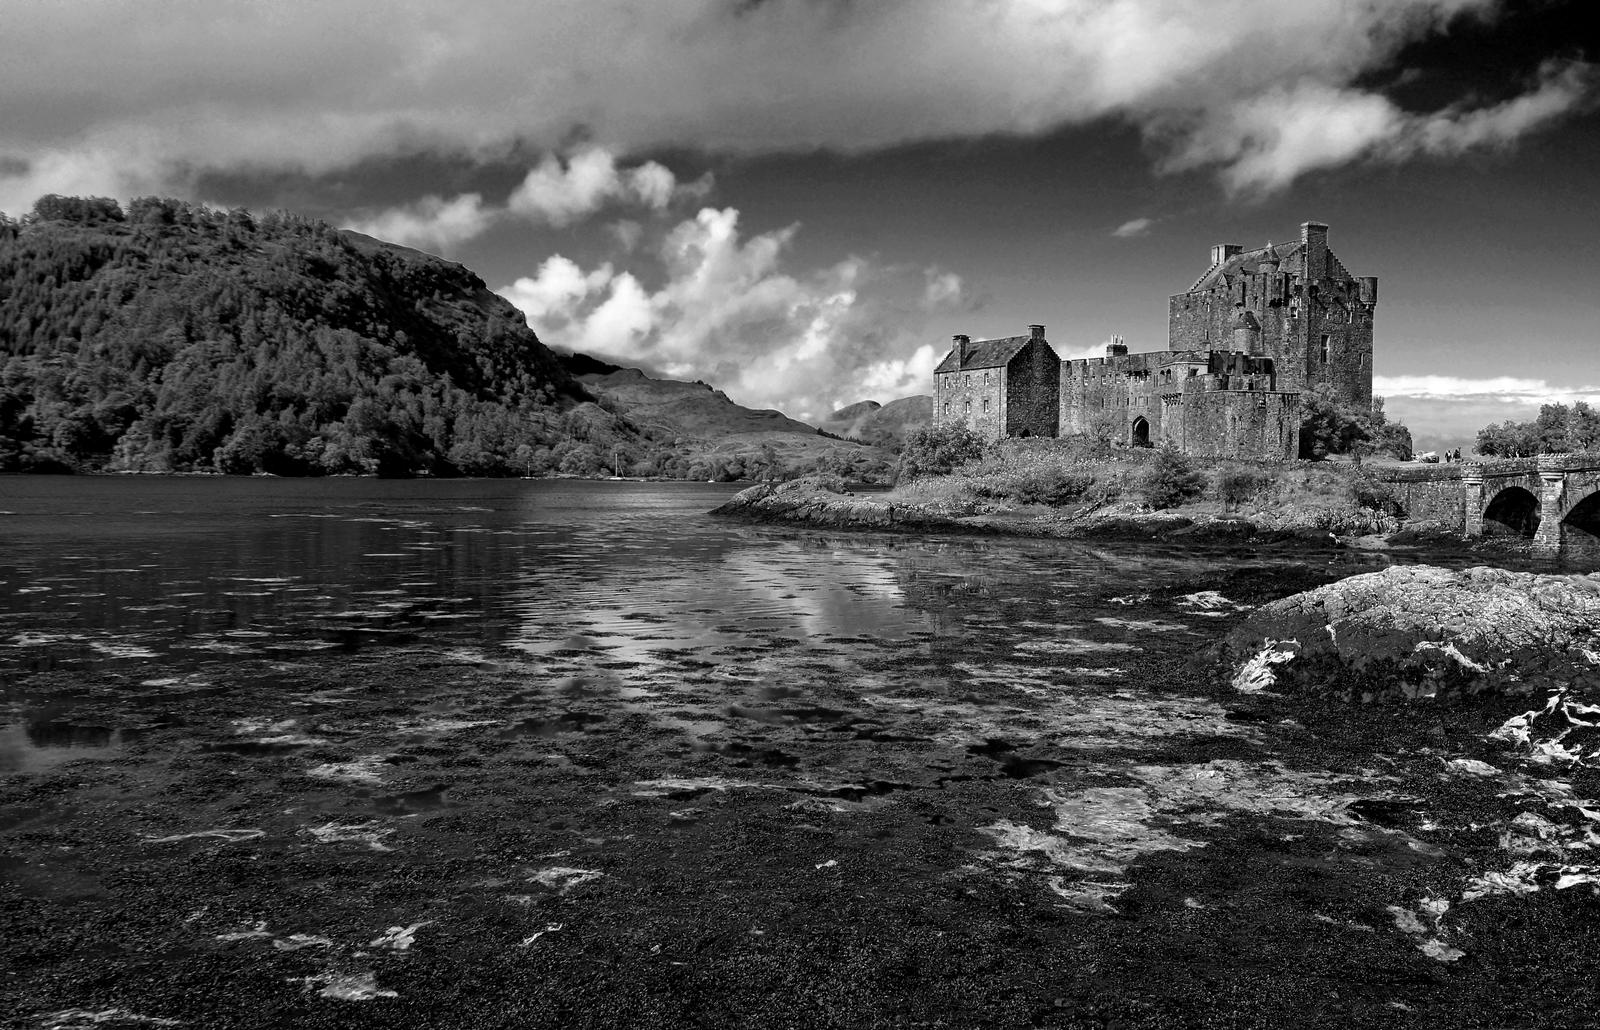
(7, 475, 1552, 1025)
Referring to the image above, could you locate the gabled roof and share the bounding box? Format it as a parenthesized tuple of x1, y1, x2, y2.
(934, 335, 1031, 373)
(1186, 240, 1352, 292)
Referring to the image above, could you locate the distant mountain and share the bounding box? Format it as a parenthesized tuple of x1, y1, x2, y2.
(0, 194, 613, 476)
(560, 353, 895, 482)
(816, 395, 932, 451)
(566, 361, 820, 439)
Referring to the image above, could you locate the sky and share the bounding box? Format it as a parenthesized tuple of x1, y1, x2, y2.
(2, 0, 1597, 449)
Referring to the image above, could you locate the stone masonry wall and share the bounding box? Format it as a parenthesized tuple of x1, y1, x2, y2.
(1006, 339, 1061, 438)
(1175, 386, 1299, 459)
(1373, 466, 1466, 530)
(934, 366, 1006, 442)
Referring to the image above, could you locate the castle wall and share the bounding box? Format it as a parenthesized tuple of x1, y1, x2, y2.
(934, 366, 1006, 442)
(1006, 339, 1061, 438)
(1301, 279, 1374, 405)
(1172, 380, 1299, 459)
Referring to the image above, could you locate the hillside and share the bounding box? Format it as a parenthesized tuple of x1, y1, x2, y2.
(570, 363, 818, 438)
(560, 353, 895, 482)
(0, 195, 619, 476)
(816, 395, 932, 450)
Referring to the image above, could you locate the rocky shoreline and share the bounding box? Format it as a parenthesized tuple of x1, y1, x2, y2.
(711, 475, 1480, 550)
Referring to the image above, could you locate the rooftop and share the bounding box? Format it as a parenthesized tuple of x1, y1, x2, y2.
(934, 335, 1033, 373)
(1185, 241, 1353, 292)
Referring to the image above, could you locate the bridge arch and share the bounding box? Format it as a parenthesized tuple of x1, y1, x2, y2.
(1560, 484, 1600, 558)
(1483, 485, 1540, 537)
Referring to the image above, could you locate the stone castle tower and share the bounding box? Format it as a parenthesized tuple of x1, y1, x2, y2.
(1167, 221, 1376, 405)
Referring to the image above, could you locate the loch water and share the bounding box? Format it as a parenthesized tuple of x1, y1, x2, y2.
(1, 476, 1575, 1027)
(0, 475, 1381, 772)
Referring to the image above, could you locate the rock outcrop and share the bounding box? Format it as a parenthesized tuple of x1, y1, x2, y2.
(1225, 565, 1600, 699)
(709, 477, 981, 532)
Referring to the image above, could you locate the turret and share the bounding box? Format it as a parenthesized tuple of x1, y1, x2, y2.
(1358, 276, 1378, 306)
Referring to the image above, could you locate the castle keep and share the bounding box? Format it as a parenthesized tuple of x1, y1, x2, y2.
(933, 221, 1376, 459)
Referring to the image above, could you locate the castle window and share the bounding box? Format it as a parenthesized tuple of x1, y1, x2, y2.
(984, 372, 991, 385)
(1320, 335, 1331, 363)
(944, 401, 951, 414)
(964, 400, 971, 414)
(1289, 298, 1301, 319)
(982, 399, 989, 413)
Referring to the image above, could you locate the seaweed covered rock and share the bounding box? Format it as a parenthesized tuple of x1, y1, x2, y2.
(1225, 565, 1600, 700)
(713, 476, 908, 529)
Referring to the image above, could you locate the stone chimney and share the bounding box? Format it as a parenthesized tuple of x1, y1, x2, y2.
(1029, 324, 1045, 340)
(1301, 221, 1329, 279)
(1210, 243, 1243, 266)
(952, 334, 970, 367)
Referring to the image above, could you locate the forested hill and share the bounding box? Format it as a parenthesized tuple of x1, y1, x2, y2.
(0, 195, 611, 476)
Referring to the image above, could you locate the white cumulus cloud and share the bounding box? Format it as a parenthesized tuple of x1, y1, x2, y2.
(345, 192, 495, 251)
(1112, 218, 1154, 238)
(507, 149, 697, 227)
(497, 207, 939, 420)
(338, 148, 712, 253)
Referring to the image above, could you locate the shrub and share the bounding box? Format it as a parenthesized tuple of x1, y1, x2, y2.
(1350, 474, 1402, 515)
(896, 423, 986, 481)
(1007, 467, 1098, 506)
(1214, 467, 1269, 510)
(1134, 446, 1205, 510)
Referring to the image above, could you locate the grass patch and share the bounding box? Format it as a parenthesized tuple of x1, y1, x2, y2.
(887, 438, 1401, 531)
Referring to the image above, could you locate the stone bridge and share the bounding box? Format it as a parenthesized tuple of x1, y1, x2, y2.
(1376, 452, 1600, 558)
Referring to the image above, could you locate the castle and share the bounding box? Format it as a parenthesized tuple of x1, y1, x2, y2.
(933, 221, 1376, 459)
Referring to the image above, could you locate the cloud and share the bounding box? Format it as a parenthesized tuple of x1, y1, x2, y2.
(1168, 59, 1597, 195)
(1111, 218, 1154, 238)
(1376, 373, 1600, 442)
(345, 192, 494, 251)
(337, 148, 710, 253)
(507, 149, 696, 226)
(921, 269, 966, 310)
(498, 206, 940, 419)
(2, 0, 1590, 211)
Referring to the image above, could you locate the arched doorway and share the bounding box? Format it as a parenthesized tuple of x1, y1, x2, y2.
(1483, 486, 1540, 537)
(1131, 417, 1151, 448)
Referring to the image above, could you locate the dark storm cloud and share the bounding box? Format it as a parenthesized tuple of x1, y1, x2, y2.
(2, 0, 1593, 212)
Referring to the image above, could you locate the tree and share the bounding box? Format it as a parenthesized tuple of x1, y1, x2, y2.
(1298, 388, 1411, 460)
(895, 423, 986, 481)
(1476, 402, 1600, 457)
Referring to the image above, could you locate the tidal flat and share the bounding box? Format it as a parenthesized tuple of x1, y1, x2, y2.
(2, 477, 1596, 1029)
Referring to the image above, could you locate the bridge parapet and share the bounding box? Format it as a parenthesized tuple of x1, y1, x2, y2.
(1535, 451, 1600, 473)
(1478, 457, 1540, 476)
(1372, 465, 1461, 484)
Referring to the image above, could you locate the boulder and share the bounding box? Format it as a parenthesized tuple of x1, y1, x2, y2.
(1224, 565, 1600, 700)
